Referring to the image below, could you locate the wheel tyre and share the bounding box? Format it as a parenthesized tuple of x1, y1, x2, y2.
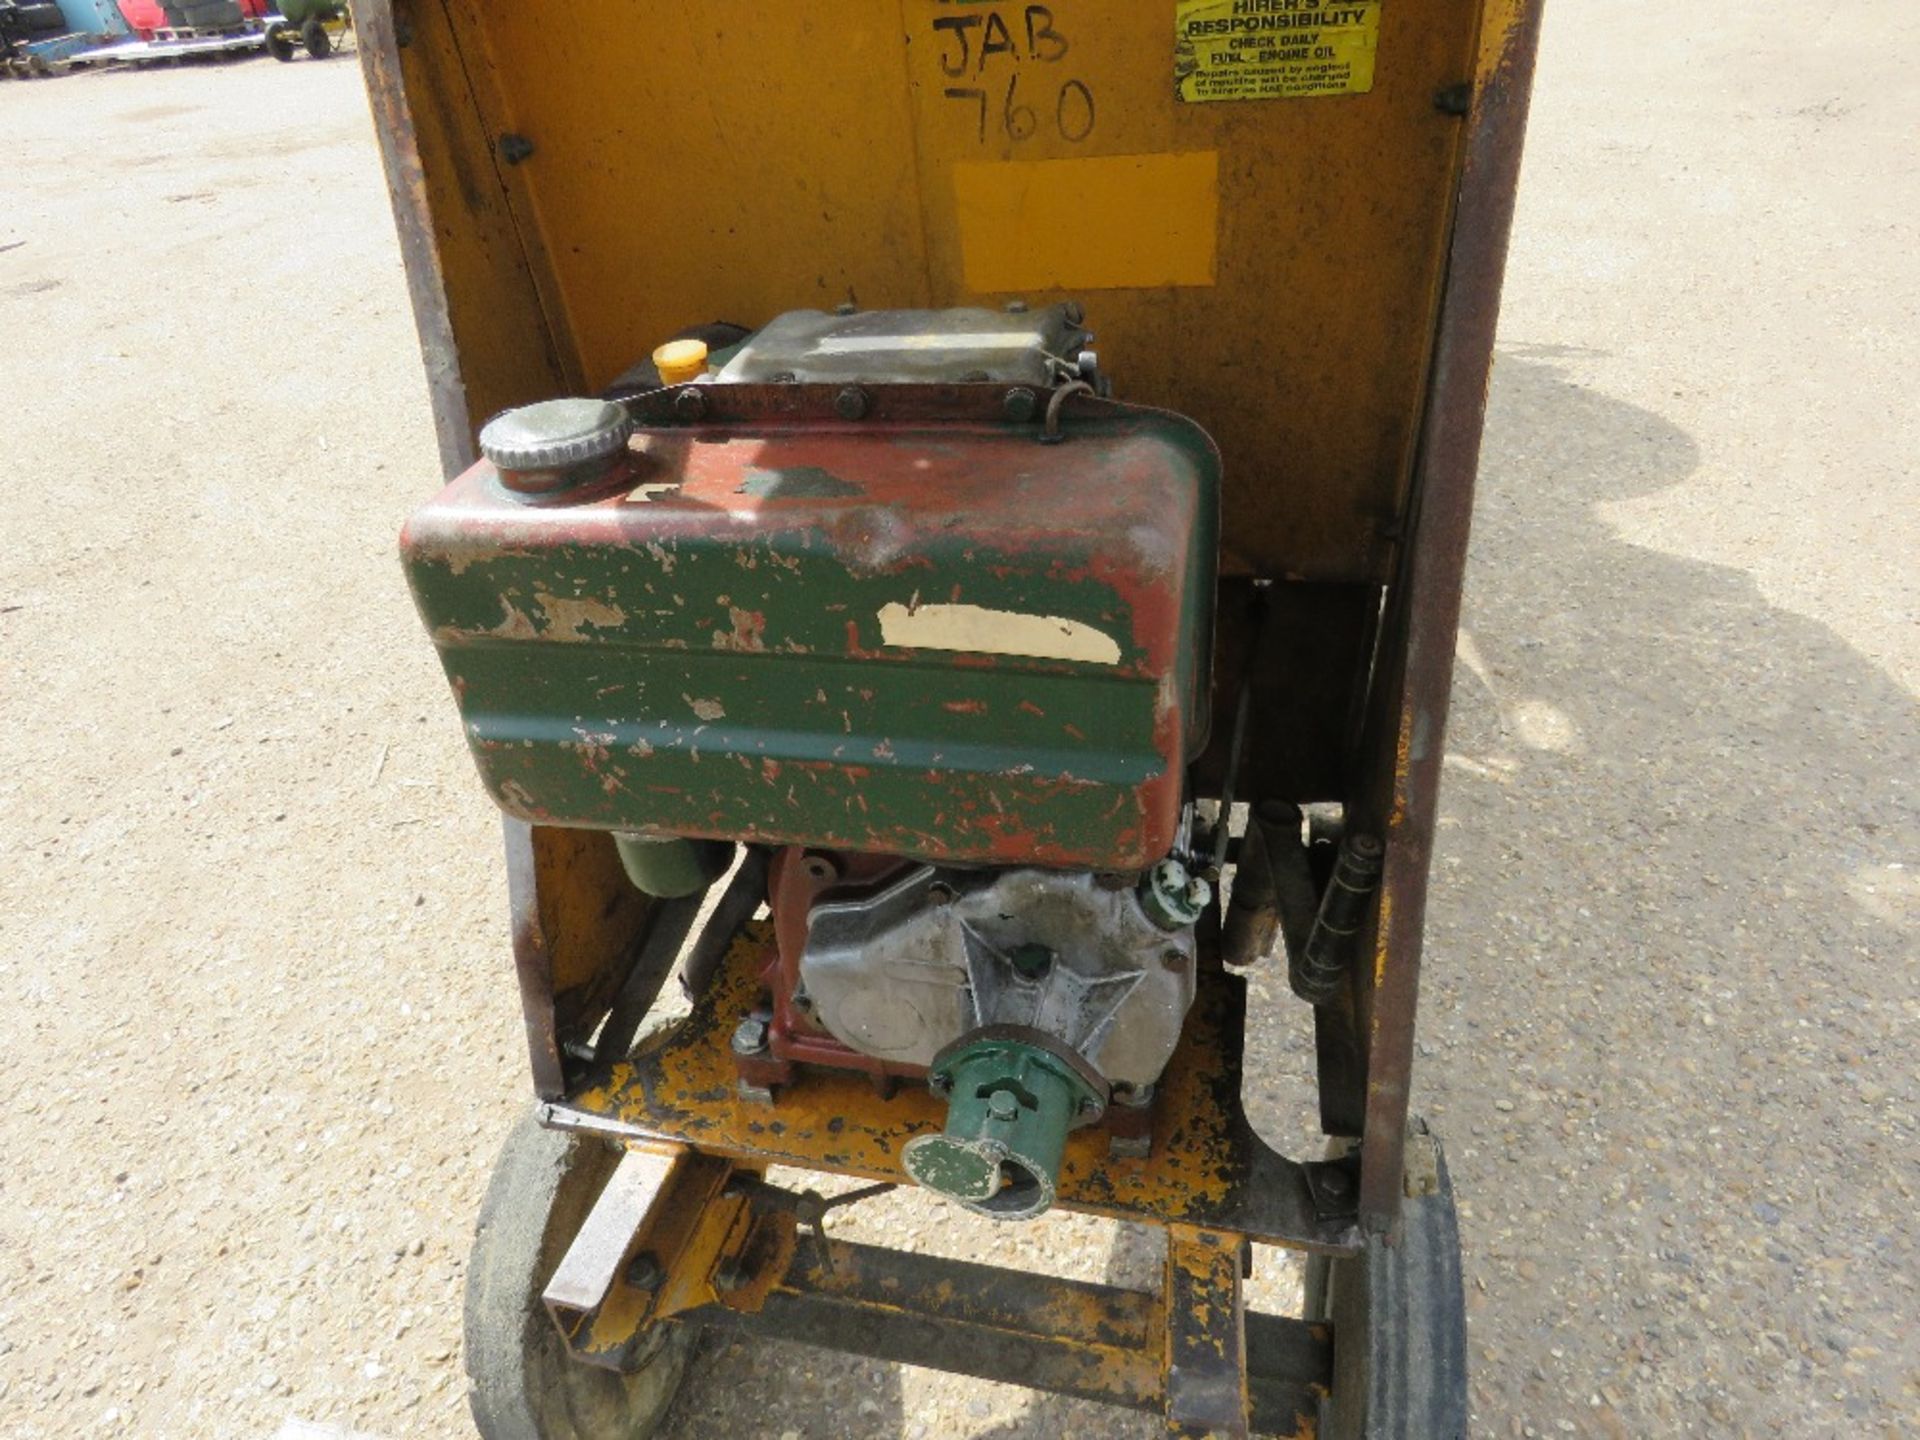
(264, 22, 293, 60)
(1304, 1121, 1469, 1440)
(465, 1111, 698, 1440)
(300, 17, 329, 57)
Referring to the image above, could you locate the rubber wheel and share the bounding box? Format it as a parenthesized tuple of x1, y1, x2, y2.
(300, 17, 329, 58)
(264, 23, 293, 61)
(1303, 1120, 1469, 1440)
(465, 1111, 698, 1440)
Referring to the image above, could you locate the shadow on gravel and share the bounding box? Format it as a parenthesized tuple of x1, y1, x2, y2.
(1426, 353, 1918, 1434)
(657, 353, 1919, 1438)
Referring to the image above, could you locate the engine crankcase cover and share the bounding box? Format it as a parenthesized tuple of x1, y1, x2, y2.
(402, 362, 1218, 871)
(798, 865, 1197, 1089)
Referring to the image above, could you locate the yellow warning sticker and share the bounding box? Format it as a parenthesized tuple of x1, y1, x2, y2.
(1174, 0, 1382, 104)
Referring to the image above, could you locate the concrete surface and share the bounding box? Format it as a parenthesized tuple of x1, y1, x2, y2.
(0, 4, 1914, 1438)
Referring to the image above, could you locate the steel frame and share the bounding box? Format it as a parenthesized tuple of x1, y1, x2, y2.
(535, 1096, 1336, 1439)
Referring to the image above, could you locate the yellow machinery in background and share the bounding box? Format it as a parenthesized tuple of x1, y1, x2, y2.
(360, 3, 1545, 1435)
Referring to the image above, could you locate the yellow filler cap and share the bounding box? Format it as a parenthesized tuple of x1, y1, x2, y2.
(653, 338, 709, 385)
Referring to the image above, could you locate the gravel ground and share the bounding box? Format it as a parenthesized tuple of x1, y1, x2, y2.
(1, 6, 1915, 1438)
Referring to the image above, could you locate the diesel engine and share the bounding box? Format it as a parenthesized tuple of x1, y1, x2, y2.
(402, 304, 1219, 1219)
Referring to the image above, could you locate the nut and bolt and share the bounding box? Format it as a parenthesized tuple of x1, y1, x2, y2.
(1319, 1167, 1353, 1200)
(1004, 298, 1030, 313)
(834, 385, 870, 421)
(834, 301, 859, 316)
(1161, 947, 1188, 971)
(623, 1250, 665, 1292)
(713, 1258, 748, 1293)
(986, 1090, 1020, 1123)
(1003, 387, 1039, 424)
(730, 1016, 770, 1056)
(1061, 300, 1086, 325)
(926, 880, 955, 905)
(672, 387, 708, 421)
(801, 854, 840, 884)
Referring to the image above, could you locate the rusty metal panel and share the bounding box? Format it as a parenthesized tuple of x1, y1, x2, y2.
(356, 0, 573, 476)
(403, 389, 1219, 872)
(1352, 0, 1547, 1232)
(360, 0, 1492, 581)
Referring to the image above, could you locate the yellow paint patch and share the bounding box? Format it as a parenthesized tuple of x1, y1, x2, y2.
(952, 152, 1218, 293)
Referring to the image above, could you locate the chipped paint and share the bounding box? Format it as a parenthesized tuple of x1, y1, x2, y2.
(401, 400, 1216, 868)
(534, 590, 627, 640)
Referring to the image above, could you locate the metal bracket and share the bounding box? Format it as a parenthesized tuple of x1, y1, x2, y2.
(1165, 1226, 1251, 1437)
(538, 1140, 738, 1372)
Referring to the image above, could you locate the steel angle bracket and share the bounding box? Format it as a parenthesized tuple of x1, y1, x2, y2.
(539, 1140, 790, 1372)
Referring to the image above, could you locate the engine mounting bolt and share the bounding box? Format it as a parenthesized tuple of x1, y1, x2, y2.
(623, 1250, 665, 1292)
(672, 387, 708, 421)
(986, 1090, 1020, 1123)
(1003, 387, 1039, 424)
(834, 385, 870, 421)
(730, 1016, 770, 1055)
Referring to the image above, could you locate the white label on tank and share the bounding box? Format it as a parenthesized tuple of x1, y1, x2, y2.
(877, 602, 1121, 665)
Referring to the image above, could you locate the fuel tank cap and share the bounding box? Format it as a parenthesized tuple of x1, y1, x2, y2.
(478, 397, 632, 489)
